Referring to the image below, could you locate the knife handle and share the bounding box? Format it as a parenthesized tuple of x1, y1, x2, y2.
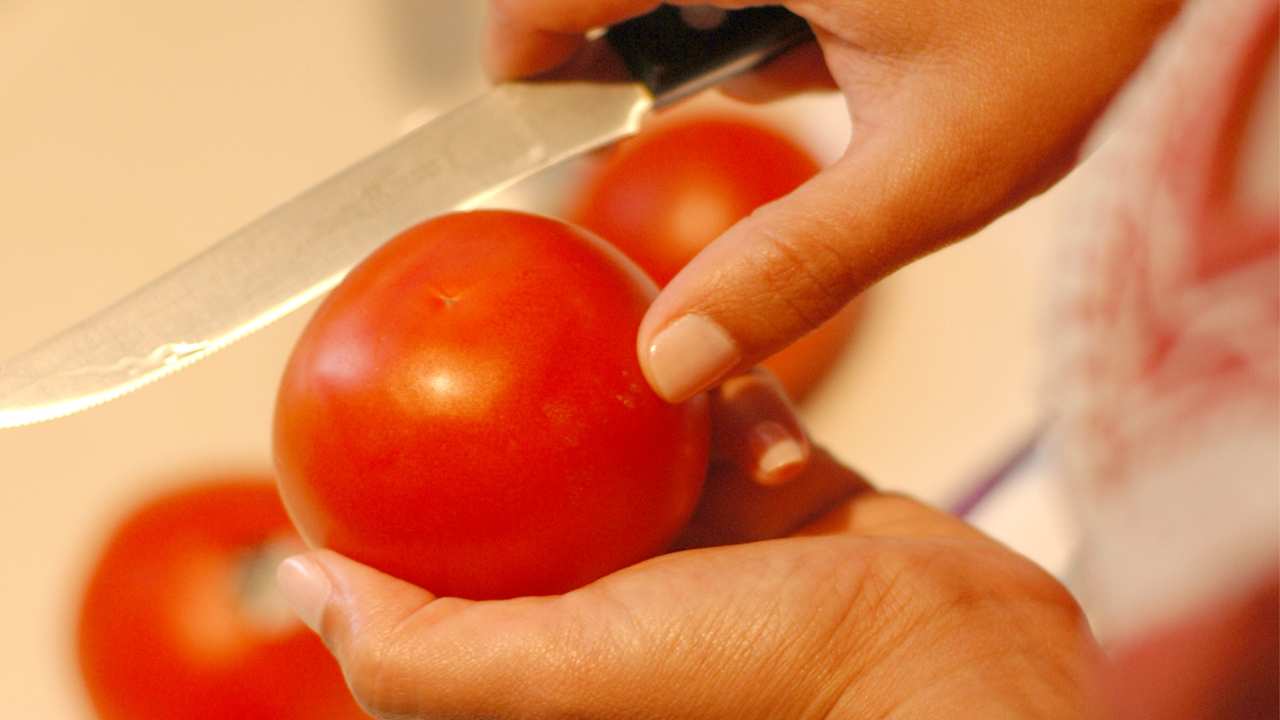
(606, 5, 814, 106)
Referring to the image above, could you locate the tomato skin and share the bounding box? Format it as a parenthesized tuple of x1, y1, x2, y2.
(274, 211, 710, 600)
(77, 480, 367, 720)
(571, 115, 861, 400)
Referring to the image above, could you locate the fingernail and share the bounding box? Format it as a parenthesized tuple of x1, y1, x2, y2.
(645, 314, 740, 402)
(751, 420, 807, 484)
(277, 556, 332, 634)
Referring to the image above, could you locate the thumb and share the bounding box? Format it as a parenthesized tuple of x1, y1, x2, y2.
(633, 150, 907, 402)
(637, 76, 1085, 404)
(275, 550, 573, 719)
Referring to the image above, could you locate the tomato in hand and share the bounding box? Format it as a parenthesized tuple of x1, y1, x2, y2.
(274, 210, 710, 600)
(77, 479, 367, 720)
(571, 114, 862, 400)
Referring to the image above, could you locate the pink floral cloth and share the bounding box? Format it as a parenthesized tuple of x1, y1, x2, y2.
(1051, 0, 1277, 714)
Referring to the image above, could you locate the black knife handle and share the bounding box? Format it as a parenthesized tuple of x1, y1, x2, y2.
(606, 5, 813, 106)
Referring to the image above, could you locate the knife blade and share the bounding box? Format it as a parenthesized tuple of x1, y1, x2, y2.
(0, 5, 812, 429)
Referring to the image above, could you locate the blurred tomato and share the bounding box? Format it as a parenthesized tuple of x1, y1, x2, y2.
(78, 480, 367, 720)
(274, 210, 710, 600)
(571, 114, 862, 400)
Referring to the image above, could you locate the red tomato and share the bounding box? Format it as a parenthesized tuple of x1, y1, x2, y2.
(571, 114, 862, 400)
(77, 480, 367, 720)
(274, 210, 710, 600)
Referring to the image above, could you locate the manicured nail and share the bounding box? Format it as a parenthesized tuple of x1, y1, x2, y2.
(277, 556, 332, 634)
(645, 314, 740, 402)
(751, 420, 807, 484)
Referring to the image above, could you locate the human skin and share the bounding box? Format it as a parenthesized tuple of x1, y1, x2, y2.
(488, 0, 1183, 402)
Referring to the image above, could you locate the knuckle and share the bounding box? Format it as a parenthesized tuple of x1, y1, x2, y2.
(343, 633, 399, 718)
(748, 217, 855, 334)
(341, 600, 446, 719)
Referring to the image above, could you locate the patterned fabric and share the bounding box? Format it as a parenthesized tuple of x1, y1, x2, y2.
(1052, 0, 1278, 646)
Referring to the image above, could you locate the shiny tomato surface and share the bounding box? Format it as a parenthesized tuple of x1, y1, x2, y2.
(571, 114, 862, 400)
(274, 211, 710, 600)
(77, 480, 367, 720)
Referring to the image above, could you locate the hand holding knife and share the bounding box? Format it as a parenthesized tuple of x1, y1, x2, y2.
(0, 6, 812, 429)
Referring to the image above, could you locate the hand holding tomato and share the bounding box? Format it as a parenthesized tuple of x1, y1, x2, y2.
(490, 0, 1178, 402)
(277, 439, 1097, 719)
(268, 211, 1092, 719)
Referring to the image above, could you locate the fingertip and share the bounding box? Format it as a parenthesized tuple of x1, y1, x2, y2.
(712, 370, 811, 486)
(276, 552, 456, 717)
(751, 420, 810, 485)
(277, 554, 332, 635)
(277, 550, 439, 660)
(641, 313, 742, 403)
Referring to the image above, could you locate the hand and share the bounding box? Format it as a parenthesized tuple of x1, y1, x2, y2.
(276, 374, 1096, 719)
(488, 0, 1181, 401)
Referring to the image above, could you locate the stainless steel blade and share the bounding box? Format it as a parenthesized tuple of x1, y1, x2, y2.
(0, 79, 652, 428)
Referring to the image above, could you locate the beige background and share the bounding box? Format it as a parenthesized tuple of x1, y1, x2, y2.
(1, 2, 1068, 716)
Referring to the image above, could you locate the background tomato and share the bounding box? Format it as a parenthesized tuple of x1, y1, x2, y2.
(570, 114, 863, 401)
(274, 210, 710, 600)
(77, 480, 367, 720)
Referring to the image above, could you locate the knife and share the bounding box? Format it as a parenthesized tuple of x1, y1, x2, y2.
(0, 5, 812, 430)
